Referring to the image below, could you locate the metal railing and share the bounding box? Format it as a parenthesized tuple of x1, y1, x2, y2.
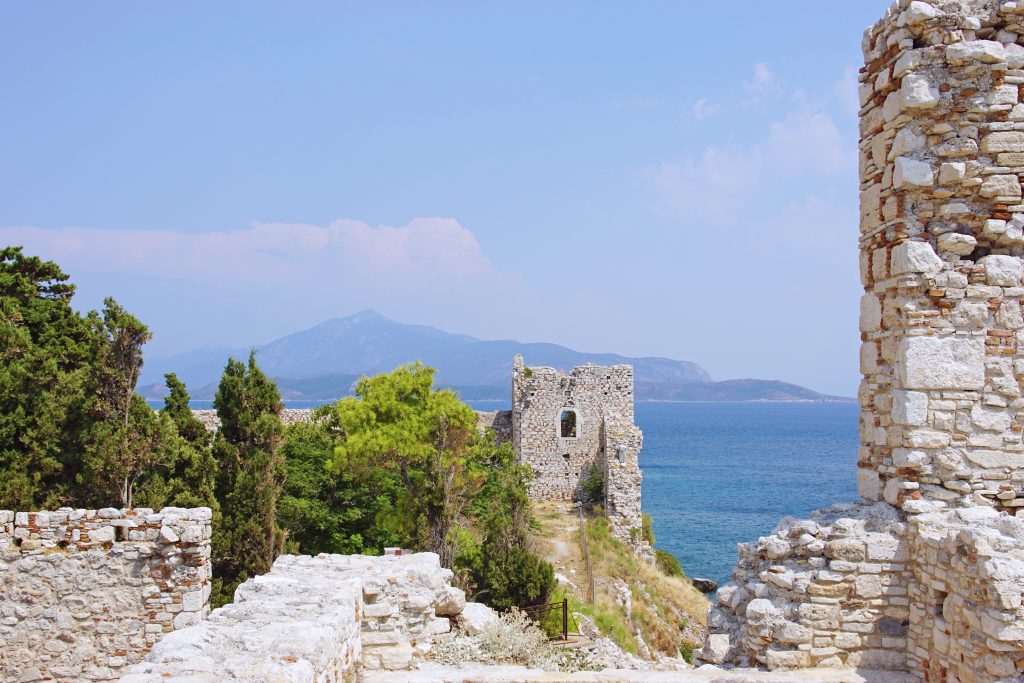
(578, 505, 596, 604)
(519, 598, 578, 641)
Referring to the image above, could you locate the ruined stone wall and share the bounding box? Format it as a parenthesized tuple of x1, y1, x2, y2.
(857, 0, 1024, 513)
(511, 354, 635, 501)
(121, 552, 466, 682)
(475, 409, 513, 445)
(701, 1, 1024, 677)
(702, 503, 912, 671)
(602, 418, 647, 551)
(0, 507, 212, 683)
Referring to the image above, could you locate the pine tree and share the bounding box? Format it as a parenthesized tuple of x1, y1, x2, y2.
(210, 352, 286, 606)
(0, 247, 92, 509)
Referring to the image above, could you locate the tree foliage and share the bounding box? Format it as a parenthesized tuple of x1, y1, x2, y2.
(211, 352, 287, 606)
(0, 247, 92, 509)
(327, 362, 484, 567)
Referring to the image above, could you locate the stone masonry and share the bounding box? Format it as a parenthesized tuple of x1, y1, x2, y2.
(510, 354, 646, 549)
(0, 507, 212, 683)
(120, 552, 467, 682)
(701, 2, 1024, 680)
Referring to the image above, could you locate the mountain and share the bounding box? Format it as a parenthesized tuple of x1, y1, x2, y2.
(138, 310, 850, 403)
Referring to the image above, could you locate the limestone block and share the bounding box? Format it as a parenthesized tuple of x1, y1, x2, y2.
(1008, 43, 1024, 69)
(978, 255, 1023, 287)
(893, 448, 929, 467)
(938, 162, 966, 184)
(894, 157, 935, 188)
(456, 602, 498, 636)
(900, 73, 939, 109)
(981, 132, 1024, 153)
(945, 40, 1007, 65)
(898, 337, 985, 390)
(766, 649, 811, 670)
(902, 1, 939, 25)
(701, 633, 730, 664)
(892, 127, 925, 158)
(892, 390, 928, 425)
(894, 49, 923, 78)
(965, 449, 1024, 469)
(971, 405, 1012, 432)
(937, 232, 976, 255)
(981, 174, 1023, 199)
(858, 469, 882, 501)
(860, 294, 882, 332)
(891, 240, 941, 275)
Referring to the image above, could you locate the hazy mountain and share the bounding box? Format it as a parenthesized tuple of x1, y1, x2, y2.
(139, 310, 850, 403)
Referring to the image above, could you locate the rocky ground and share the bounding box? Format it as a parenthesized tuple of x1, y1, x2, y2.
(361, 663, 917, 682)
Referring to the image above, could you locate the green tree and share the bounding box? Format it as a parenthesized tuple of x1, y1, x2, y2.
(211, 352, 287, 606)
(327, 362, 485, 567)
(0, 248, 101, 509)
(80, 298, 164, 508)
(455, 435, 554, 609)
(135, 374, 218, 512)
(278, 409, 403, 555)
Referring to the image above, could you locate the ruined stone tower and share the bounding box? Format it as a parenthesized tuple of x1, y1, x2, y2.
(510, 355, 645, 549)
(701, 2, 1024, 679)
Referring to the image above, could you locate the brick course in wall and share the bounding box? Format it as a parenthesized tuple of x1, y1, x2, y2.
(0, 507, 212, 682)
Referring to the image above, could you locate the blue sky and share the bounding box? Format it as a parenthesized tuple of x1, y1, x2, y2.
(0, 2, 887, 396)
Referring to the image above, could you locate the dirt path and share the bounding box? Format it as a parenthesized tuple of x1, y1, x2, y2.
(532, 500, 586, 601)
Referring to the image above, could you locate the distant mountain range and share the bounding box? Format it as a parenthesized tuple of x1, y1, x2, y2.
(138, 310, 851, 403)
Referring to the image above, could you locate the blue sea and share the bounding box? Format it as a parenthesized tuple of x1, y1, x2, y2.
(173, 399, 859, 585)
(635, 402, 859, 585)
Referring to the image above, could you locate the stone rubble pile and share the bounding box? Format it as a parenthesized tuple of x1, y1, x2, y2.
(0, 507, 212, 683)
(119, 552, 466, 682)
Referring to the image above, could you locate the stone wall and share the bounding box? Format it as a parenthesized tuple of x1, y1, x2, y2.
(0, 507, 212, 683)
(510, 354, 636, 500)
(120, 552, 466, 682)
(703, 503, 912, 671)
(510, 354, 646, 549)
(475, 409, 513, 445)
(702, 1, 1024, 678)
(857, 0, 1024, 520)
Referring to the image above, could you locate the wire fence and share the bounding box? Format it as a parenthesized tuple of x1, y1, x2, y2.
(578, 505, 596, 604)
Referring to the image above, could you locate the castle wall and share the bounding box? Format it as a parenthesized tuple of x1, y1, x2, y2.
(0, 507, 212, 683)
(120, 552, 467, 682)
(702, 1, 1024, 677)
(511, 354, 635, 501)
(857, 0, 1024, 513)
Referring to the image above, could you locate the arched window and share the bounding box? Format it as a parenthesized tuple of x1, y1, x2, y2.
(559, 409, 577, 438)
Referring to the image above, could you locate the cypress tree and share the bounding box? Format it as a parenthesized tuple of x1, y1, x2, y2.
(210, 351, 286, 606)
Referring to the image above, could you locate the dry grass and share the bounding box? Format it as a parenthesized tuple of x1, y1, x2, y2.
(531, 501, 709, 659)
(583, 514, 708, 657)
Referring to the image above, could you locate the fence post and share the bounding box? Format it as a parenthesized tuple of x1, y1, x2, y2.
(562, 597, 568, 641)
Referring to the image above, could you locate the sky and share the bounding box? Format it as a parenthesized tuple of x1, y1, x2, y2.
(0, 2, 887, 397)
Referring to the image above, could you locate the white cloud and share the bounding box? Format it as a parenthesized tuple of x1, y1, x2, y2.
(691, 98, 720, 120)
(832, 65, 861, 116)
(0, 217, 519, 296)
(649, 106, 854, 226)
(743, 63, 779, 97)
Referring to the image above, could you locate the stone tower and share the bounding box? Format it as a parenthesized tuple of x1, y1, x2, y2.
(701, 2, 1024, 679)
(510, 355, 645, 549)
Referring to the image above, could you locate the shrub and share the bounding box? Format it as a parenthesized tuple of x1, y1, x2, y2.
(581, 464, 604, 504)
(641, 512, 654, 546)
(655, 549, 684, 578)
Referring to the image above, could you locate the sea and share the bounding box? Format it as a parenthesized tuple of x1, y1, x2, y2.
(174, 399, 859, 586)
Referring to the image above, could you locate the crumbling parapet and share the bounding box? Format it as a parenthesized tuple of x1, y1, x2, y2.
(702, 1, 1024, 678)
(0, 507, 212, 683)
(120, 552, 467, 682)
